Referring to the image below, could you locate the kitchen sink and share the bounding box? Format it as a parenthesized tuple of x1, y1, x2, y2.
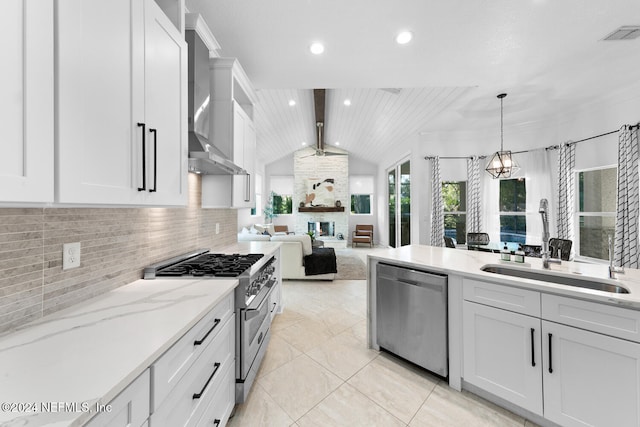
(480, 264, 630, 294)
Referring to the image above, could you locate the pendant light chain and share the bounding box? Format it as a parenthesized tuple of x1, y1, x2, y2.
(500, 95, 504, 152)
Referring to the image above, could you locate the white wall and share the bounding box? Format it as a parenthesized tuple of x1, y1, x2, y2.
(348, 155, 378, 245)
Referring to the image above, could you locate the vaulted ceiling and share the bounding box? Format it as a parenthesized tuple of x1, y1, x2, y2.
(186, 0, 640, 166)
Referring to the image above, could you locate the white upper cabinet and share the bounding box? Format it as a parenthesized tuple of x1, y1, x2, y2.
(56, 0, 187, 206)
(202, 58, 256, 209)
(232, 101, 256, 208)
(0, 0, 54, 203)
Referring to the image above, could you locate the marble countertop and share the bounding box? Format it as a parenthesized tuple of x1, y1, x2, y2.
(0, 277, 238, 427)
(368, 245, 640, 309)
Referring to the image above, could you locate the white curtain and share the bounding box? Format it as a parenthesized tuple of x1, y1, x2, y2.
(466, 156, 482, 233)
(614, 125, 640, 268)
(430, 157, 444, 246)
(522, 149, 554, 245)
(480, 161, 500, 243)
(556, 142, 575, 255)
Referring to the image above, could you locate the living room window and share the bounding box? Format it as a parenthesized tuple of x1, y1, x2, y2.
(350, 175, 374, 214)
(272, 194, 293, 214)
(443, 181, 467, 244)
(269, 175, 294, 215)
(499, 178, 526, 243)
(576, 166, 617, 260)
(251, 173, 262, 217)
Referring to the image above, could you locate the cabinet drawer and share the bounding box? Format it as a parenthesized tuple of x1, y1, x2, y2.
(542, 294, 640, 342)
(85, 369, 150, 427)
(463, 278, 540, 317)
(152, 292, 233, 411)
(150, 314, 235, 427)
(195, 361, 235, 427)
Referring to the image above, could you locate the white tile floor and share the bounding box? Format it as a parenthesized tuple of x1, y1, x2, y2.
(229, 248, 541, 427)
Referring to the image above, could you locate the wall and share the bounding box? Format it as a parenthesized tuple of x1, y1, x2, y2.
(0, 174, 237, 334)
(348, 155, 378, 245)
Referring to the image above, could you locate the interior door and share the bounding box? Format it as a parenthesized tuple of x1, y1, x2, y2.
(387, 159, 411, 247)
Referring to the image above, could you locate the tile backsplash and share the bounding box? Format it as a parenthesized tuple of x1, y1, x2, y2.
(0, 175, 237, 334)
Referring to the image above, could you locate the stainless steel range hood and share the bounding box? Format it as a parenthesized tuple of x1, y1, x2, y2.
(186, 28, 246, 175)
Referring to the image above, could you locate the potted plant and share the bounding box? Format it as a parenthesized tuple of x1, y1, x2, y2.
(263, 191, 278, 224)
(306, 230, 315, 242)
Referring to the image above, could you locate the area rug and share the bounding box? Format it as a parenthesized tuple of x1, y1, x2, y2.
(334, 250, 367, 280)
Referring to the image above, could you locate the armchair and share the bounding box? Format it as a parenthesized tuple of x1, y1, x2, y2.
(352, 225, 374, 247)
(273, 225, 295, 235)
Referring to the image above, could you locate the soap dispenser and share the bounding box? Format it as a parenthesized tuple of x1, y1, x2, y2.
(500, 243, 511, 261)
(514, 244, 525, 263)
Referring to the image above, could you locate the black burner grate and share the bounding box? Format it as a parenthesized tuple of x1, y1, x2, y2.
(156, 253, 264, 278)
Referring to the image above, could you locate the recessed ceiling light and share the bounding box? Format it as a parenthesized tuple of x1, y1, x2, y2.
(343, 99, 351, 106)
(288, 99, 296, 106)
(301, 141, 307, 146)
(310, 42, 325, 55)
(335, 141, 340, 146)
(396, 31, 413, 45)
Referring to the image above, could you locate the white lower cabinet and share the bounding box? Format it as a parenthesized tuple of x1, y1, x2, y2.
(150, 312, 235, 427)
(462, 301, 543, 414)
(85, 369, 150, 427)
(463, 279, 640, 427)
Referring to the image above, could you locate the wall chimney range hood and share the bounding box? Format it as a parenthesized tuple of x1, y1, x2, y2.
(186, 24, 246, 175)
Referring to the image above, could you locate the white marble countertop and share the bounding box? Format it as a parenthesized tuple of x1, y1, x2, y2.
(0, 277, 238, 427)
(221, 241, 282, 274)
(368, 245, 640, 309)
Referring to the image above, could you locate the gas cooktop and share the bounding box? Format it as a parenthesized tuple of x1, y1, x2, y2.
(144, 250, 264, 279)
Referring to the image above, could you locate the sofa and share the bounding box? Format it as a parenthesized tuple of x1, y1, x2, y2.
(238, 231, 335, 280)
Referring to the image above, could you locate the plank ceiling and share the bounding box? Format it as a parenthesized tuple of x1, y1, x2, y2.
(186, 0, 640, 166)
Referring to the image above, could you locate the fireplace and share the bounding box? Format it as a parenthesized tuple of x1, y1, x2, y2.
(308, 221, 335, 237)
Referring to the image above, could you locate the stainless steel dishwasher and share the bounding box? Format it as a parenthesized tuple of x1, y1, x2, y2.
(376, 262, 448, 377)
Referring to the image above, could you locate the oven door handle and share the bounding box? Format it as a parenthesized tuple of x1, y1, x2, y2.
(245, 289, 271, 319)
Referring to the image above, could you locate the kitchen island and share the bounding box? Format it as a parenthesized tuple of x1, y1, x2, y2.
(368, 245, 640, 427)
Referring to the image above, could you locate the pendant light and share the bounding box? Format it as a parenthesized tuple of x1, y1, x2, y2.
(486, 93, 519, 178)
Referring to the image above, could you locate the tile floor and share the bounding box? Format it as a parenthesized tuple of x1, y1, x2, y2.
(229, 248, 541, 427)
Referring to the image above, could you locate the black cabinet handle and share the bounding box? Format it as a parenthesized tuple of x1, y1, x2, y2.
(192, 362, 221, 399)
(530, 328, 536, 367)
(271, 302, 277, 313)
(149, 128, 157, 192)
(137, 123, 146, 191)
(194, 318, 221, 346)
(257, 331, 264, 345)
(213, 420, 220, 426)
(548, 333, 553, 373)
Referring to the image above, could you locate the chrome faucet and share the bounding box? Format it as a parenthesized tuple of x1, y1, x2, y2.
(539, 199, 561, 269)
(608, 235, 625, 279)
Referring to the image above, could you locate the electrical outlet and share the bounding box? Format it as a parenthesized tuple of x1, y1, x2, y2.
(216, 223, 220, 234)
(63, 242, 81, 270)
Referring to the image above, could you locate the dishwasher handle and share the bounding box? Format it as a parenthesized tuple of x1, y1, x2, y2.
(393, 277, 446, 293)
(377, 263, 447, 289)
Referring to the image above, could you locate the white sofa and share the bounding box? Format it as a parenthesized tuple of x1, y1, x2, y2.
(238, 232, 335, 280)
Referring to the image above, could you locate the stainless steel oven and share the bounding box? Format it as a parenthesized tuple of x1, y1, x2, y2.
(235, 255, 277, 403)
(143, 249, 278, 403)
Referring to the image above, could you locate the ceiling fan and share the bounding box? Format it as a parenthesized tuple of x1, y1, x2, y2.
(301, 89, 348, 158)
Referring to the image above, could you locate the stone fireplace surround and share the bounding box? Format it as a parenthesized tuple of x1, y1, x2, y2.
(293, 147, 349, 241)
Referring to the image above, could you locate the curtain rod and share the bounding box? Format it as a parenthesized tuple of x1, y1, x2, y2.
(425, 126, 630, 160)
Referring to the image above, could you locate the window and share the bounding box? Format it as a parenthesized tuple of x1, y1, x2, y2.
(251, 174, 262, 217)
(272, 193, 293, 214)
(499, 178, 526, 244)
(269, 175, 294, 215)
(351, 195, 371, 214)
(350, 175, 374, 214)
(577, 167, 617, 260)
(443, 181, 466, 244)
